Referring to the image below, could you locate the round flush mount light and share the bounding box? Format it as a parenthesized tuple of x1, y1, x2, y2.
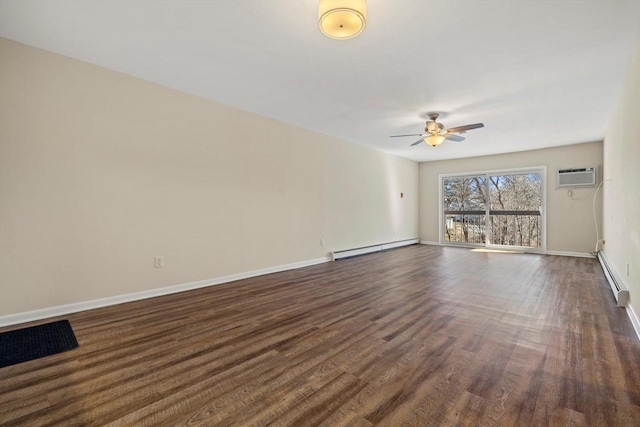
(319, 0, 366, 40)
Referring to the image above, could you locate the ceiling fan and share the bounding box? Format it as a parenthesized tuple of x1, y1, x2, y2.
(390, 113, 484, 147)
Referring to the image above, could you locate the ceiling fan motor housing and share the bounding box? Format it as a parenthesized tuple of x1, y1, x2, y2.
(425, 121, 443, 134)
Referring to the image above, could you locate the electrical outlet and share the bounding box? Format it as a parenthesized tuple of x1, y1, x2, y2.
(627, 263, 630, 276)
(320, 238, 325, 246)
(154, 256, 164, 268)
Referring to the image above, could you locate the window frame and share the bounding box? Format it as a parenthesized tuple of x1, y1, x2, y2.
(438, 166, 547, 253)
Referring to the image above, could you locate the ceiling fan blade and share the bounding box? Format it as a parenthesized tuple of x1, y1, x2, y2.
(445, 134, 465, 142)
(390, 133, 425, 138)
(446, 123, 484, 134)
(410, 138, 424, 146)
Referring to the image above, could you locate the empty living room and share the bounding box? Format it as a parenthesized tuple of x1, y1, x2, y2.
(1, 1, 639, 425)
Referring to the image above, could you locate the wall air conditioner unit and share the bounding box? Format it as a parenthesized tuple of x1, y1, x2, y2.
(556, 166, 597, 188)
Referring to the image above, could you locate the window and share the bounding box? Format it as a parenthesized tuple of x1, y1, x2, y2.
(440, 168, 545, 250)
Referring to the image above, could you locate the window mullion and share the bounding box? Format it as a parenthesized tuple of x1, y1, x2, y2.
(485, 173, 490, 246)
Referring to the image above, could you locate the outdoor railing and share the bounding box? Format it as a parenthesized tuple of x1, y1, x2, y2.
(444, 212, 486, 244)
(444, 210, 541, 248)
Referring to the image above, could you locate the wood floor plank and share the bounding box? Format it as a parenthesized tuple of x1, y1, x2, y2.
(2, 245, 640, 426)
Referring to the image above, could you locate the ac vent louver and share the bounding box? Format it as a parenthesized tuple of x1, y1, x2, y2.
(557, 166, 597, 188)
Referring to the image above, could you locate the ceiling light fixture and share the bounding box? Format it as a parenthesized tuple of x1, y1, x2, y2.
(318, 0, 366, 40)
(425, 135, 446, 147)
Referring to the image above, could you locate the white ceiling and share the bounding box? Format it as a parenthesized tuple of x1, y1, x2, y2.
(1, 0, 639, 162)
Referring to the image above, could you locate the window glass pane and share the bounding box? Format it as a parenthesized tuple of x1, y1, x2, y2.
(442, 176, 486, 244)
(489, 173, 541, 211)
(488, 173, 542, 248)
(443, 176, 486, 211)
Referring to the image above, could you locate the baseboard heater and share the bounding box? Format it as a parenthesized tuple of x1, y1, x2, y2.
(597, 251, 629, 307)
(331, 238, 419, 261)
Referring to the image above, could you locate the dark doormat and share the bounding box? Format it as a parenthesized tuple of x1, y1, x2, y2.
(0, 320, 79, 368)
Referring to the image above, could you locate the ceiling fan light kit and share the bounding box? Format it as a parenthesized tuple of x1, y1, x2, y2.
(319, 0, 366, 40)
(425, 134, 446, 147)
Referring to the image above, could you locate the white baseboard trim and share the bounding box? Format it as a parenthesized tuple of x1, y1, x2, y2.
(626, 303, 640, 342)
(0, 256, 332, 328)
(545, 250, 594, 258)
(420, 240, 440, 246)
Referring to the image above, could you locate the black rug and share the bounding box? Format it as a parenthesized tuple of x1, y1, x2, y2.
(0, 320, 79, 368)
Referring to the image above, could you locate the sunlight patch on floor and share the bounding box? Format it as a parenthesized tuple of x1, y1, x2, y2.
(471, 248, 525, 254)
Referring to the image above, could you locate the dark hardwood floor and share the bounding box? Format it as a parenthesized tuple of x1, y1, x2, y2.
(1, 245, 639, 426)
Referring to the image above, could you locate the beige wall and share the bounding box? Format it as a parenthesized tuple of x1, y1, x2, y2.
(419, 142, 603, 253)
(602, 41, 640, 309)
(0, 38, 418, 316)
